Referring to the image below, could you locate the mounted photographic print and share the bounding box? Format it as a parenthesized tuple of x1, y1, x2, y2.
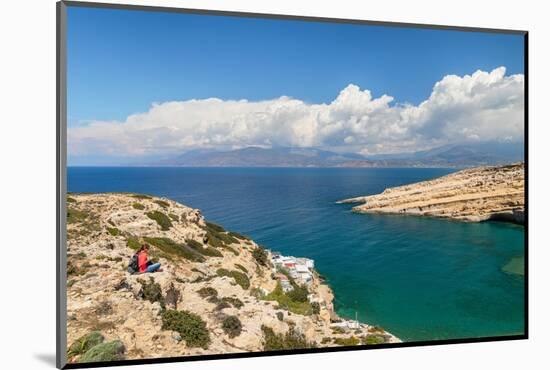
(56, 1, 527, 368)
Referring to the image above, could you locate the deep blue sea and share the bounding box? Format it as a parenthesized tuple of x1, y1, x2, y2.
(68, 167, 525, 342)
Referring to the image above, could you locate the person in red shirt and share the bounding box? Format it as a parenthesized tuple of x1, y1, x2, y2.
(137, 244, 162, 273)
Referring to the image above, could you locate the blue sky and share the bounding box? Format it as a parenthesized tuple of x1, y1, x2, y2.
(67, 6, 523, 125)
(67, 6, 525, 164)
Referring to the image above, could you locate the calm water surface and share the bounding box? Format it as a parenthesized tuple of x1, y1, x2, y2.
(68, 167, 525, 341)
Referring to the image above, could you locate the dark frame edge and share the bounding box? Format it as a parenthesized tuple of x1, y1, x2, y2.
(61, 0, 527, 35)
(523, 32, 529, 339)
(62, 334, 528, 369)
(57, 1, 68, 369)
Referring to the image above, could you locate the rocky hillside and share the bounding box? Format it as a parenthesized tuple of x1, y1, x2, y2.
(338, 163, 524, 223)
(66, 193, 398, 364)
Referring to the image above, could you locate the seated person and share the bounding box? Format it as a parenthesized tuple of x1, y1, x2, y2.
(137, 244, 162, 273)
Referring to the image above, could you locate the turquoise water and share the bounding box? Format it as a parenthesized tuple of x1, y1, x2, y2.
(68, 167, 525, 341)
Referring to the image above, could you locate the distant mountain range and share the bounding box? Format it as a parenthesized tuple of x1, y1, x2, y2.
(152, 142, 524, 168)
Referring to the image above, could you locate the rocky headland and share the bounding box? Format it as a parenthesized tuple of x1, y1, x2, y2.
(65, 193, 398, 364)
(338, 163, 524, 224)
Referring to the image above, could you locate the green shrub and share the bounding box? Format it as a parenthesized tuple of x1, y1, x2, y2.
(161, 309, 210, 348)
(67, 196, 77, 203)
(205, 221, 240, 246)
(334, 336, 360, 346)
(228, 231, 250, 240)
(331, 327, 346, 335)
(126, 236, 141, 251)
(216, 232, 239, 245)
(169, 213, 179, 222)
(131, 194, 152, 199)
(261, 325, 316, 351)
(146, 211, 173, 231)
(197, 287, 218, 298)
(67, 331, 104, 358)
(205, 230, 239, 256)
(263, 283, 313, 315)
(252, 247, 269, 266)
(287, 285, 309, 303)
(222, 297, 244, 309)
(321, 337, 332, 344)
(215, 301, 231, 310)
(80, 340, 125, 363)
(216, 268, 250, 290)
(368, 325, 386, 334)
(132, 202, 145, 210)
(137, 277, 165, 309)
(363, 335, 385, 345)
(187, 240, 223, 257)
(205, 221, 225, 233)
(143, 237, 204, 262)
(222, 315, 242, 338)
(106, 227, 120, 236)
(67, 208, 89, 224)
(187, 239, 202, 248)
(154, 200, 170, 208)
(235, 264, 248, 273)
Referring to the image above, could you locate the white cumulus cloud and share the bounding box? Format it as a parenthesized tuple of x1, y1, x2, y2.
(68, 67, 524, 161)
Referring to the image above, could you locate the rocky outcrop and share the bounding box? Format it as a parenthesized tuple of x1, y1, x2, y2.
(66, 193, 398, 363)
(338, 163, 525, 224)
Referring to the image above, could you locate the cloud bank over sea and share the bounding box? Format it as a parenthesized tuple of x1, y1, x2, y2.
(68, 67, 524, 162)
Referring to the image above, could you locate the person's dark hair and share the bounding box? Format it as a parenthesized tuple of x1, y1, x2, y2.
(138, 244, 149, 253)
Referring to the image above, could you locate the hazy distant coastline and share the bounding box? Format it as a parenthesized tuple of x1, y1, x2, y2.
(144, 142, 524, 169)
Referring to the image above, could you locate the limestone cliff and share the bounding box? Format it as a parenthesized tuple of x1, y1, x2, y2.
(66, 193, 398, 364)
(338, 163, 524, 223)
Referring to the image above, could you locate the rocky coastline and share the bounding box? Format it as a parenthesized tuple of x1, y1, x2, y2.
(338, 163, 525, 224)
(66, 193, 399, 363)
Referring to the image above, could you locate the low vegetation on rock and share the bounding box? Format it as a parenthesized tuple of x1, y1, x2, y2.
(67, 331, 104, 358)
(106, 227, 120, 236)
(161, 310, 210, 349)
(363, 334, 386, 345)
(333, 336, 360, 346)
(264, 283, 314, 315)
(131, 193, 152, 200)
(137, 277, 165, 309)
(146, 210, 173, 231)
(261, 325, 316, 351)
(132, 202, 145, 210)
(143, 237, 204, 262)
(154, 200, 170, 208)
(216, 268, 250, 290)
(221, 315, 242, 338)
(126, 236, 141, 251)
(80, 340, 126, 363)
(197, 287, 218, 298)
(252, 247, 269, 266)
